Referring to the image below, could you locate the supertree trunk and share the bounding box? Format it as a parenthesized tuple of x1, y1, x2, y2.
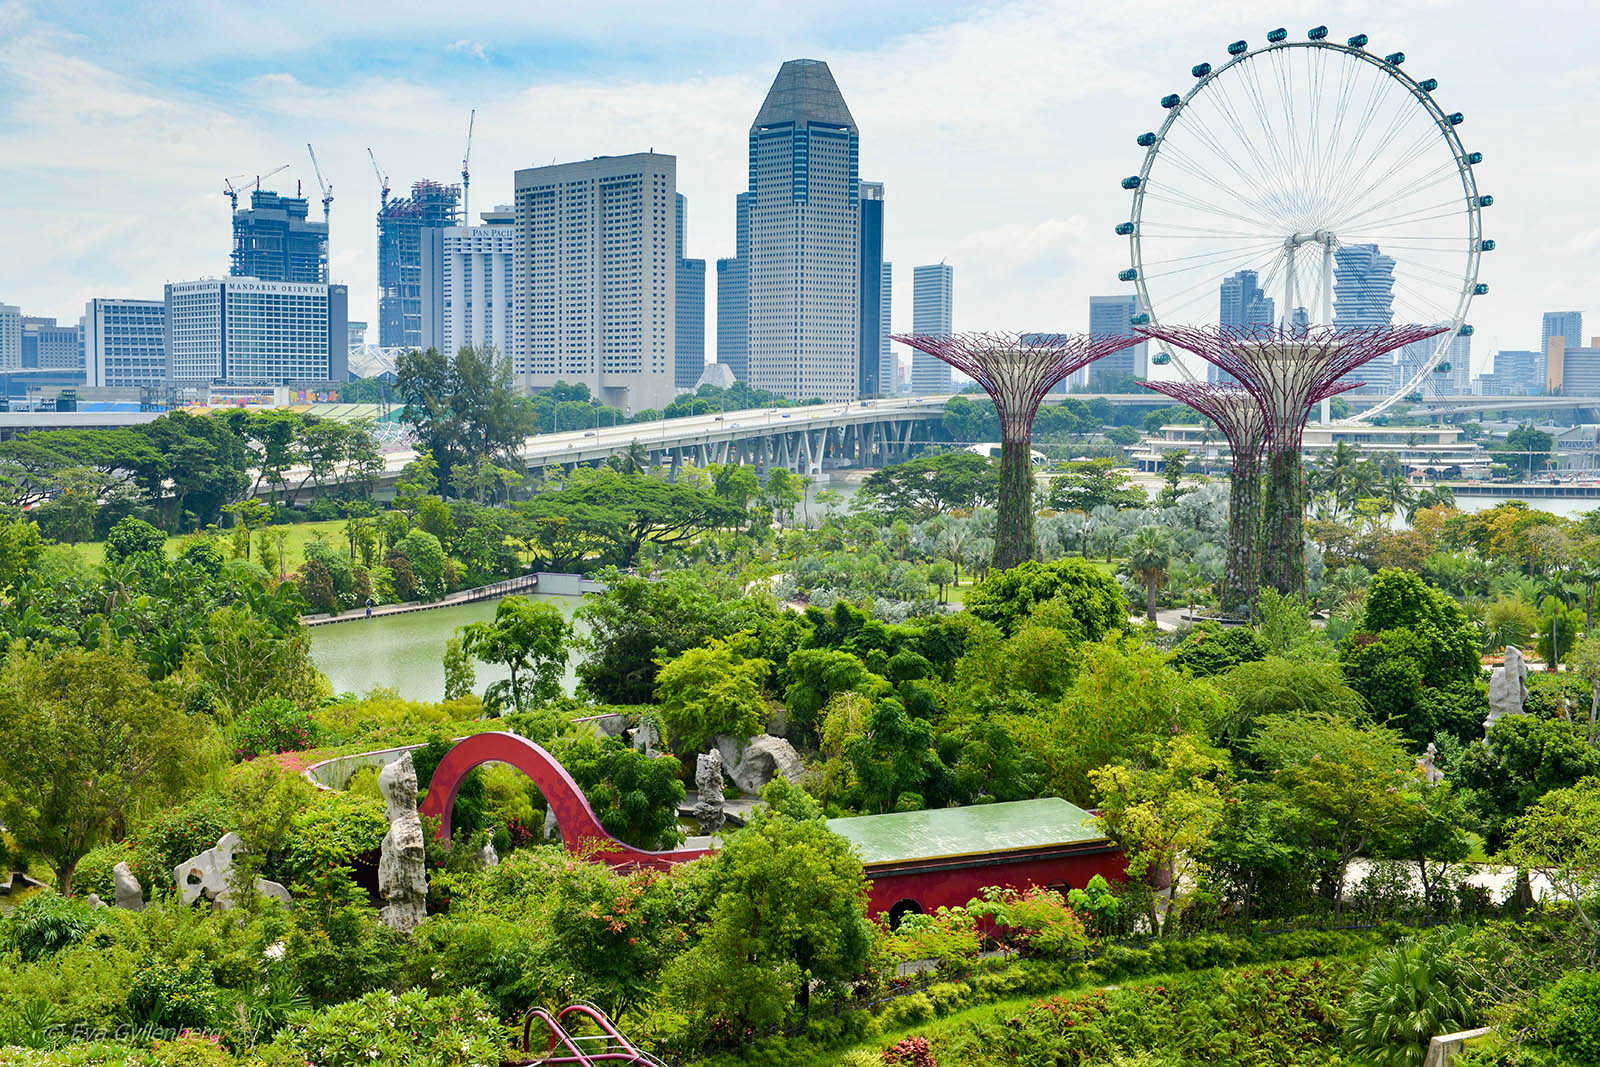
(996, 438, 1037, 569)
(1225, 453, 1263, 612)
(1261, 443, 1306, 596)
(891, 331, 1143, 573)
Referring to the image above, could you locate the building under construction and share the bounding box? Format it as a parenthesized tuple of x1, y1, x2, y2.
(231, 190, 328, 284)
(377, 180, 460, 348)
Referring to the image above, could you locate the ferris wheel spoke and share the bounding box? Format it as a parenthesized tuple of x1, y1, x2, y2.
(1155, 145, 1296, 231)
(1324, 109, 1447, 224)
(1138, 239, 1287, 271)
(1314, 57, 1375, 212)
(1163, 116, 1286, 220)
(1334, 175, 1467, 236)
(1140, 185, 1282, 228)
(1330, 158, 1466, 233)
(1201, 75, 1290, 204)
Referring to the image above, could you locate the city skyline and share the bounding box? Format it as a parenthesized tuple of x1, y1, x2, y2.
(3, 1, 1598, 383)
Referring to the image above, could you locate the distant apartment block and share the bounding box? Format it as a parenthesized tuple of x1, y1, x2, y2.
(21, 317, 83, 373)
(512, 152, 678, 412)
(1542, 311, 1583, 390)
(421, 206, 516, 366)
(1476, 350, 1539, 396)
(85, 298, 166, 389)
(0, 305, 19, 371)
(165, 278, 348, 385)
(1211, 270, 1274, 386)
(857, 181, 887, 398)
(1080, 295, 1146, 389)
(911, 263, 953, 395)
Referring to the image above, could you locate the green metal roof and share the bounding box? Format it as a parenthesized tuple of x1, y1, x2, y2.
(826, 798, 1106, 866)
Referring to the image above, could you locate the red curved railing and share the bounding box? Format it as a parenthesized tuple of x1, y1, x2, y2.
(416, 731, 710, 869)
(515, 1002, 668, 1066)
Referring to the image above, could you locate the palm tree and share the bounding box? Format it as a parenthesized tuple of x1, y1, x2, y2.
(1125, 525, 1173, 622)
(1381, 473, 1417, 524)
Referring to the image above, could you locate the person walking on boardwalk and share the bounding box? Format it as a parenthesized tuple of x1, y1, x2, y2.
(365, 596, 374, 619)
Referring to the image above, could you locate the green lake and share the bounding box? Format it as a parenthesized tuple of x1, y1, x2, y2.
(307, 593, 588, 703)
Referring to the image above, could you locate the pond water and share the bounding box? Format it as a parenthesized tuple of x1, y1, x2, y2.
(308, 593, 588, 703)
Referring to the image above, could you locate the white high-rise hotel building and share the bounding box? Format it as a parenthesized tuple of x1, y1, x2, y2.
(421, 207, 517, 368)
(512, 153, 678, 413)
(747, 60, 860, 402)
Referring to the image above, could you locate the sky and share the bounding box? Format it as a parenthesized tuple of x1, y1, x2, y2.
(3, 0, 1598, 382)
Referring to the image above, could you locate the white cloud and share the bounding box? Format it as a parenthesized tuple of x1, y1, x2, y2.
(447, 40, 489, 62)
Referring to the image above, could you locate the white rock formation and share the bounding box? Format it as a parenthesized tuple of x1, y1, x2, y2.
(1486, 645, 1529, 738)
(711, 733, 805, 795)
(113, 861, 144, 911)
(174, 833, 291, 909)
(377, 752, 429, 933)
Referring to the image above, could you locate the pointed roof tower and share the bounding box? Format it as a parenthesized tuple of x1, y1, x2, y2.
(752, 59, 856, 131)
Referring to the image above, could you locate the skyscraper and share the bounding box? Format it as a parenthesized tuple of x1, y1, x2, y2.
(714, 192, 750, 382)
(1083, 295, 1146, 389)
(512, 152, 678, 412)
(746, 59, 860, 402)
(1332, 244, 1395, 393)
(1541, 311, 1583, 391)
(21, 317, 83, 372)
(1332, 244, 1395, 326)
(1212, 270, 1275, 384)
(857, 181, 886, 398)
(0, 304, 19, 372)
(165, 278, 348, 385)
(420, 206, 516, 365)
(675, 194, 706, 391)
(84, 297, 166, 389)
(378, 181, 461, 348)
(911, 264, 953, 394)
(231, 189, 328, 284)
(879, 261, 892, 387)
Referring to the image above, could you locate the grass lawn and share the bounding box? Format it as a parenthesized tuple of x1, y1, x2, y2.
(60, 518, 352, 571)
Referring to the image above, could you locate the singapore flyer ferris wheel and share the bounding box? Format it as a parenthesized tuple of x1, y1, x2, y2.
(1119, 26, 1489, 421)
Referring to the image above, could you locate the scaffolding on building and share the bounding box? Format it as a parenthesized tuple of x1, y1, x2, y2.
(376, 180, 461, 349)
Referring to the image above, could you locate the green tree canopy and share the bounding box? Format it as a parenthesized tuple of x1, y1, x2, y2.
(461, 596, 573, 715)
(0, 644, 217, 893)
(395, 345, 536, 491)
(852, 451, 997, 520)
(1046, 458, 1146, 512)
(654, 637, 772, 754)
(964, 558, 1129, 637)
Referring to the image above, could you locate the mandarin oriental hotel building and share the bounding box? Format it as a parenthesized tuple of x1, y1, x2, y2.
(164, 277, 348, 386)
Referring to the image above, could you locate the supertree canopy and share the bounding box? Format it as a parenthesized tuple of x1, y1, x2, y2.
(1138, 323, 1446, 595)
(891, 331, 1142, 570)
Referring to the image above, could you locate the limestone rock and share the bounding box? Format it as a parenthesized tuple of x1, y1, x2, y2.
(174, 832, 290, 909)
(1417, 742, 1444, 787)
(694, 750, 726, 835)
(1486, 645, 1529, 738)
(543, 806, 560, 841)
(86, 893, 107, 910)
(377, 752, 429, 934)
(476, 840, 499, 868)
(631, 718, 662, 759)
(113, 861, 144, 911)
(715, 734, 804, 796)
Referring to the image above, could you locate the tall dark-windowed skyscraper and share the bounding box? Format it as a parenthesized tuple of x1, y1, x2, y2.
(378, 181, 461, 348)
(1211, 270, 1274, 384)
(231, 189, 328, 284)
(746, 59, 860, 401)
(857, 181, 886, 397)
(715, 193, 750, 382)
(675, 193, 706, 390)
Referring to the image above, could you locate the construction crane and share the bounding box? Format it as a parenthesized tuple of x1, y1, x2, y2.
(255, 163, 289, 192)
(222, 173, 248, 212)
(306, 143, 333, 227)
(461, 109, 475, 223)
(367, 147, 390, 211)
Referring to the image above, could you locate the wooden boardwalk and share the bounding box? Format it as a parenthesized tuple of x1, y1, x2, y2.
(301, 573, 541, 626)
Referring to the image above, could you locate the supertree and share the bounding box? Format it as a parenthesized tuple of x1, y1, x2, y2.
(1138, 323, 1446, 595)
(891, 331, 1143, 570)
(1140, 376, 1365, 615)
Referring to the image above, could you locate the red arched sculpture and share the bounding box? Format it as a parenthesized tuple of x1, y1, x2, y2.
(416, 731, 710, 869)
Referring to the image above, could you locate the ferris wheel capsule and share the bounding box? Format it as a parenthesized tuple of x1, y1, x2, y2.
(1477, 194, 1493, 207)
(1474, 283, 1489, 295)
(1131, 313, 1150, 325)
(1419, 78, 1438, 92)
(1445, 112, 1464, 126)
(1161, 93, 1181, 108)
(1228, 40, 1248, 55)
(1119, 269, 1138, 282)
(1152, 352, 1172, 366)
(1122, 176, 1142, 190)
(1116, 222, 1135, 236)
(1479, 239, 1495, 251)
(1385, 52, 1405, 65)
(1267, 27, 1287, 42)
(1466, 151, 1483, 165)
(1192, 62, 1212, 78)
(1137, 132, 1157, 147)
(1307, 25, 1328, 40)
(1347, 33, 1369, 48)
(1460, 325, 1475, 336)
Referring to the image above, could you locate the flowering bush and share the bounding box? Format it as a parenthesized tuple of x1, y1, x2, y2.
(968, 886, 1087, 959)
(269, 988, 506, 1067)
(882, 1035, 938, 1067)
(230, 698, 320, 762)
